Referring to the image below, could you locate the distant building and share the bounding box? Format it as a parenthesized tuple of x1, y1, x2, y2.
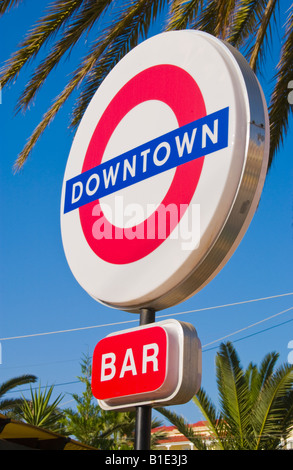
(152, 421, 293, 450)
(284, 430, 293, 450)
(152, 421, 213, 450)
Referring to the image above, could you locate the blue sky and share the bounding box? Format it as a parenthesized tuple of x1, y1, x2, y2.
(0, 1, 293, 428)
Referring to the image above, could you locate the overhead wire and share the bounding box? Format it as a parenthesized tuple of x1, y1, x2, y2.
(6, 305, 293, 395)
(202, 305, 293, 349)
(1, 292, 293, 379)
(0, 291, 292, 342)
(204, 312, 293, 351)
(3, 296, 293, 394)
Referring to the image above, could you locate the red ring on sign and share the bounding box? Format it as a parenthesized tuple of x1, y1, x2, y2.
(79, 65, 206, 264)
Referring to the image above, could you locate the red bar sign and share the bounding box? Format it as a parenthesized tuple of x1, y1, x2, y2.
(92, 326, 167, 400)
(91, 320, 202, 410)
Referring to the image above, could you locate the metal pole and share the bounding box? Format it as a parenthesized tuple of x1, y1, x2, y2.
(134, 308, 155, 450)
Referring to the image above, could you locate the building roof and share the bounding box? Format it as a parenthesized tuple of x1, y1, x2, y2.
(0, 413, 96, 450)
(152, 421, 208, 434)
(152, 421, 210, 446)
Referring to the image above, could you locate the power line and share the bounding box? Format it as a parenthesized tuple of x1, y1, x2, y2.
(203, 314, 293, 352)
(7, 311, 293, 396)
(158, 292, 293, 318)
(0, 319, 138, 341)
(5, 381, 81, 395)
(4, 303, 293, 393)
(1, 293, 293, 394)
(0, 291, 292, 342)
(4, 303, 293, 372)
(202, 305, 293, 349)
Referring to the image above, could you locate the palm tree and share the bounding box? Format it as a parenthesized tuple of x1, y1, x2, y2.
(0, 0, 292, 171)
(12, 383, 65, 432)
(0, 374, 37, 414)
(157, 342, 293, 450)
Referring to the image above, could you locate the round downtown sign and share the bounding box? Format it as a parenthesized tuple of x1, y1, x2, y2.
(60, 30, 269, 313)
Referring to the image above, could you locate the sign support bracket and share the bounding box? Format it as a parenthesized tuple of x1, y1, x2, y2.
(134, 308, 156, 450)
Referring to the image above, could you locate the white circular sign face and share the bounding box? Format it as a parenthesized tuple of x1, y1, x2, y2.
(61, 31, 269, 313)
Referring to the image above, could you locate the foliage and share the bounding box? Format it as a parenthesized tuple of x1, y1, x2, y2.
(0, 374, 37, 414)
(2, 344, 291, 450)
(156, 406, 210, 449)
(59, 354, 160, 449)
(0, 355, 166, 448)
(12, 383, 65, 432)
(158, 342, 293, 450)
(0, 0, 292, 171)
(60, 353, 167, 449)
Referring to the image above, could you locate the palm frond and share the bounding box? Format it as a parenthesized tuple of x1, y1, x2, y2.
(12, 0, 168, 169)
(2, 0, 292, 176)
(195, 0, 237, 39)
(194, 0, 218, 35)
(16, 0, 113, 113)
(0, 398, 24, 413)
(0, 0, 24, 15)
(214, 0, 237, 38)
(0, 374, 37, 397)
(258, 352, 280, 388)
(245, 362, 258, 388)
(252, 363, 293, 449)
(166, 0, 204, 31)
(269, 4, 293, 166)
(215, 342, 253, 449)
(193, 388, 227, 449)
(0, 0, 83, 88)
(245, 352, 279, 410)
(70, 0, 168, 129)
(20, 384, 64, 429)
(279, 388, 293, 444)
(156, 406, 208, 449)
(13, 83, 73, 171)
(248, 0, 279, 72)
(229, 0, 267, 48)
